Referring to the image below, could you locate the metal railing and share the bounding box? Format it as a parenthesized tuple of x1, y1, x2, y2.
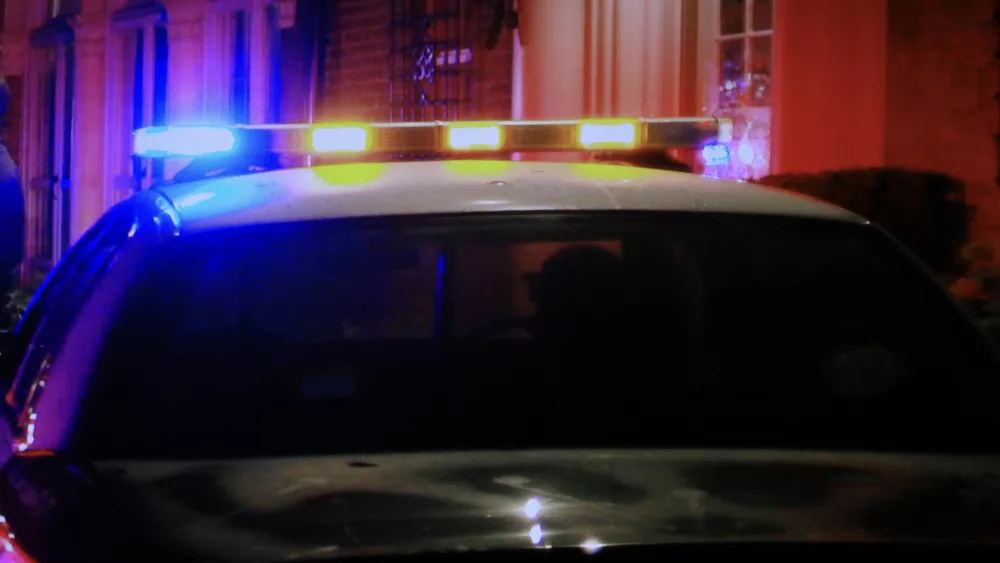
(24, 174, 66, 281)
(388, 0, 476, 123)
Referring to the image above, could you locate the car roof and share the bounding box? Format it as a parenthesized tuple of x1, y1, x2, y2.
(155, 160, 864, 233)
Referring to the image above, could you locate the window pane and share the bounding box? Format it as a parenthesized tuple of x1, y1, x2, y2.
(753, 0, 773, 31)
(750, 36, 772, 106)
(719, 38, 745, 109)
(82, 215, 1000, 459)
(720, 0, 745, 35)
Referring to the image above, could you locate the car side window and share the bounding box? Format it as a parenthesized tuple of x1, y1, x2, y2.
(5, 210, 136, 413)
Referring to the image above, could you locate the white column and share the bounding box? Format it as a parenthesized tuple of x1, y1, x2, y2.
(71, 10, 110, 241)
(248, 0, 273, 124)
(163, 0, 209, 125)
(163, 0, 209, 177)
(516, 0, 587, 121)
(514, 0, 685, 121)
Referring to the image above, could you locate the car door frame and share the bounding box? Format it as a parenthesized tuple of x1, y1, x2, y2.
(1, 192, 182, 455)
(0, 207, 137, 396)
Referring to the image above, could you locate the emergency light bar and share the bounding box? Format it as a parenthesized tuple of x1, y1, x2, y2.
(132, 117, 733, 159)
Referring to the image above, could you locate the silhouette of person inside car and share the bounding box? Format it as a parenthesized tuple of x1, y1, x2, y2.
(527, 245, 628, 349)
(522, 245, 654, 415)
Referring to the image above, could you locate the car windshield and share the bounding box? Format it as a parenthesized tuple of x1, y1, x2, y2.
(77, 212, 999, 460)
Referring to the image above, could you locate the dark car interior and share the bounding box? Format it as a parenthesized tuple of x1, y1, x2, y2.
(57, 213, 1000, 461)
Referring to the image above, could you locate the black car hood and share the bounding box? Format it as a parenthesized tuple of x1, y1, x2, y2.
(92, 450, 1000, 562)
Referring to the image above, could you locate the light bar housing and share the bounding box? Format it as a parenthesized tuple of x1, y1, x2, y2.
(133, 117, 733, 159)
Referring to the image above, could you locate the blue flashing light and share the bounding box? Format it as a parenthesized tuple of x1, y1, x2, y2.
(701, 144, 730, 166)
(134, 126, 237, 158)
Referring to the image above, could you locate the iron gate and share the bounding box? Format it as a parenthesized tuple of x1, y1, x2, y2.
(388, 0, 484, 123)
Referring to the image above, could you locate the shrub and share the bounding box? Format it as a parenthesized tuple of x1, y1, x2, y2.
(758, 168, 972, 277)
(4, 279, 41, 332)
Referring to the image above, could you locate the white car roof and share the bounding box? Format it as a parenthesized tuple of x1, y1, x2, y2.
(157, 160, 863, 233)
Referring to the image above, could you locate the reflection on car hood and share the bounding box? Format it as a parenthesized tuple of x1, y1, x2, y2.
(96, 450, 1000, 562)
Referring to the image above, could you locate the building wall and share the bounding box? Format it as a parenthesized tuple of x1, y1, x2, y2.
(4, 0, 999, 273)
(1, 0, 293, 280)
(319, 0, 513, 122)
(770, 0, 888, 174)
(760, 0, 1000, 249)
(884, 0, 1000, 245)
(320, 0, 389, 120)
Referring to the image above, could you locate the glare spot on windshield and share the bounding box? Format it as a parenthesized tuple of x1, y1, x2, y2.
(528, 523, 543, 545)
(523, 497, 542, 519)
(580, 538, 604, 554)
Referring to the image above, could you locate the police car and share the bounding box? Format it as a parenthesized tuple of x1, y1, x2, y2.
(0, 118, 998, 562)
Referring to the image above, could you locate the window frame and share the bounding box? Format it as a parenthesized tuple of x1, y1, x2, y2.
(72, 211, 1000, 459)
(715, 0, 773, 111)
(695, 0, 775, 179)
(109, 12, 168, 200)
(206, 0, 279, 125)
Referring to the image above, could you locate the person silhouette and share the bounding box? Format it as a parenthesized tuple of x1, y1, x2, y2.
(528, 245, 627, 342)
(523, 245, 633, 420)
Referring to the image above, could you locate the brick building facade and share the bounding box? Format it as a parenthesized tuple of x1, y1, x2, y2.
(1, 0, 295, 281)
(318, 0, 513, 122)
(1, 0, 1000, 280)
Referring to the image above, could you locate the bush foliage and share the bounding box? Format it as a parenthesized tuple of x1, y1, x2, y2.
(758, 168, 972, 277)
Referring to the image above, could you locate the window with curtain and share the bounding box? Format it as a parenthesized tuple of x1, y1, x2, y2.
(718, 0, 772, 109)
(703, 0, 773, 181)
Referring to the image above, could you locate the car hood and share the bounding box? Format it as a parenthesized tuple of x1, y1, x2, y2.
(94, 449, 1000, 562)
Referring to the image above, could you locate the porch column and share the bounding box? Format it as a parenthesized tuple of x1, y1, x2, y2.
(515, 0, 586, 121)
(71, 10, 110, 241)
(163, 0, 209, 125)
(592, 0, 685, 118)
(162, 0, 209, 177)
(514, 0, 686, 120)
